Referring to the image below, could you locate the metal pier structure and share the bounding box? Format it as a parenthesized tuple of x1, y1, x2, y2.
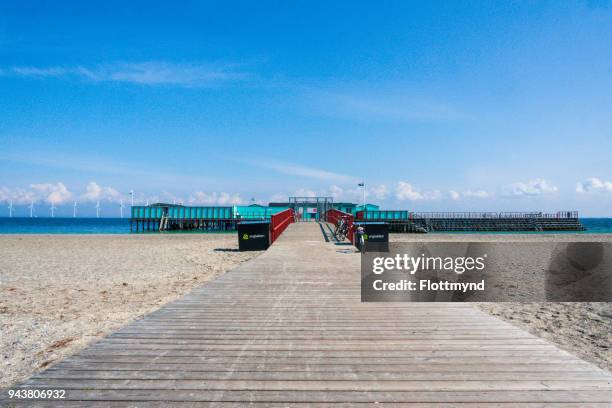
(357, 210, 586, 232)
(131, 200, 585, 234)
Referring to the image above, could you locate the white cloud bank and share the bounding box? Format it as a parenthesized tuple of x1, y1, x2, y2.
(395, 181, 440, 201)
(287, 182, 490, 204)
(29, 182, 73, 204)
(81, 182, 121, 202)
(370, 184, 389, 200)
(0, 182, 249, 208)
(188, 191, 244, 205)
(576, 177, 612, 193)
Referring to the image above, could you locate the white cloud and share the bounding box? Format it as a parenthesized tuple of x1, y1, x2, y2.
(370, 184, 389, 200)
(395, 182, 424, 201)
(328, 185, 344, 201)
(217, 192, 244, 205)
(1, 183, 249, 208)
(81, 182, 121, 202)
(293, 188, 318, 198)
(449, 190, 461, 200)
(394, 182, 442, 201)
(505, 178, 558, 197)
(0, 186, 38, 204)
(188, 191, 244, 205)
(576, 177, 612, 193)
(5, 61, 249, 87)
(29, 182, 73, 204)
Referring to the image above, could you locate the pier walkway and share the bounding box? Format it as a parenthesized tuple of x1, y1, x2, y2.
(8, 222, 612, 406)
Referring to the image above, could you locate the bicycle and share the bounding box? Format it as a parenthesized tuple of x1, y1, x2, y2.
(335, 217, 349, 241)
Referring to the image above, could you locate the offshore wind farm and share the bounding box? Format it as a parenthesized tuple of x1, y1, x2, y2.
(3, 193, 612, 233)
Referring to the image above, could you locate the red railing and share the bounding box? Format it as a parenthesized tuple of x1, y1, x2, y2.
(325, 208, 355, 244)
(270, 209, 295, 244)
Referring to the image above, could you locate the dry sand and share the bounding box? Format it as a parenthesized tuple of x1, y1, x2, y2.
(391, 233, 612, 371)
(0, 234, 261, 388)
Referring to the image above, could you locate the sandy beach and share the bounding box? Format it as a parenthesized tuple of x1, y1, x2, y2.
(1, 232, 610, 389)
(0, 234, 261, 388)
(390, 233, 612, 371)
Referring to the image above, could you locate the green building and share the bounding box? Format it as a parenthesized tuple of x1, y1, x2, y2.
(233, 204, 289, 219)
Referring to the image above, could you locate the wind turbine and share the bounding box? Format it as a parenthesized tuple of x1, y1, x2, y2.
(96, 201, 101, 218)
(73, 201, 78, 218)
(8, 200, 13, 217)
(29, 200, 34, 218)
(129, 190, 134, 207)
(120, 199, 124, 218)
(50, 201, 56, 218)
(146, 199, 149, 206)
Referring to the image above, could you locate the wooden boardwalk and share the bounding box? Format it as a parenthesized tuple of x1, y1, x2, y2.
(6, 222, 612, 406)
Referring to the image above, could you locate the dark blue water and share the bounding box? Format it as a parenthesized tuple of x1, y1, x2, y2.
(0, 217, 611, 234)
(581, 218, 612, 233)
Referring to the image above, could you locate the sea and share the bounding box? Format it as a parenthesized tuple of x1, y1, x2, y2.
(0, 217, 611, 234)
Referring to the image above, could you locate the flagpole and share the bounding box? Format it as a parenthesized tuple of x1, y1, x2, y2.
(358, 181, 366, 209)
(362, 182, 366, 208)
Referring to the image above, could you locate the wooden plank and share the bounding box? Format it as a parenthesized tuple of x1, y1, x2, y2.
(54, 362, 601, 373)
(19, 378, 612, 391)
(34, 369, 612, 381)
(5, 389, 612, 403)
(7, 402, 612, 408)
(64, 355, 581, 365)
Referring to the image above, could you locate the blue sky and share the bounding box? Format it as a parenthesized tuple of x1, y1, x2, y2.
(1, 1, 612, 216)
